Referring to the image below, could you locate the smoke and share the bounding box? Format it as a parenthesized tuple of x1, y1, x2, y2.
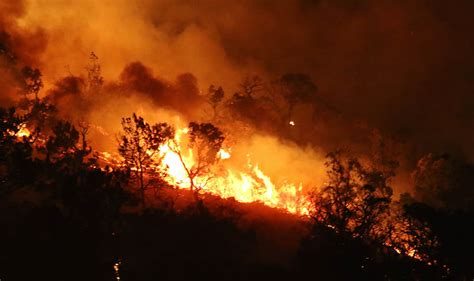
(114, 62, 203, 115)
(1, 0, 474, 195)
(230, 134, 327, 191)
(0, 0, 47, 104)
(46, 63, 204, 151)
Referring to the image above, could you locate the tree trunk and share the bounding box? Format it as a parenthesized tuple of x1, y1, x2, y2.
(139, 163, 145, 209)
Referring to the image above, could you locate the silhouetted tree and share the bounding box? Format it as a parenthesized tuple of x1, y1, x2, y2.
(226, 76, 267, 127)
(400, 153, 474, 279)
(300, 151, 443, 280)
(311, 151, 393, 241)
(274, 73, 317, 121)
(386, 201, 439, 263)
(45, 121, 80, 160)
(118, 113, 174, 207)
(87, 51, 104, 92)
(239, 75, 263, 98)
(0, 107, 24, 139)
(27, 99, 57, 132)
(0, 106, 133, 280)
(20, 66, 43, 104)
(0, 107, 33, 198)
(17, 66, 59, 134)
(412, 153, 474, 210)
(207, 85, 224, 120)
(39, 121, 95, 178)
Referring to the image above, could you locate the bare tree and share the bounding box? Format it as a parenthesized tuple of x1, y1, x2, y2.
(77, 121, 93, 157)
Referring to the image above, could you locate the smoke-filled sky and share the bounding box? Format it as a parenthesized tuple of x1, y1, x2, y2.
(1, 0, 474, 162)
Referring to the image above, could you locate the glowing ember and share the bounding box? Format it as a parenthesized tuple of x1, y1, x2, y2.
(113, 259, 122, 281)
(289, 121, 295, 126)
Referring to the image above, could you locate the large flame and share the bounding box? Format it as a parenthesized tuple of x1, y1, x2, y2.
(158, 129, 310, 215)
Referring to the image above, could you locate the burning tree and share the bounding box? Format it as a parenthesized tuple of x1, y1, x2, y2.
(118, 113, 174, 207)
(170, 122, 224, 200)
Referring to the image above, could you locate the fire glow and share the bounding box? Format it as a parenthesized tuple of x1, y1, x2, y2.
(158, 129, 311, 215)
(13, 123, 426, 261)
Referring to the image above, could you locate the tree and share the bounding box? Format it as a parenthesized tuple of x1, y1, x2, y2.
(239, 75, 262, 98)
(274, 73, 317, 121)
(20, 66, 43, 104)
(43, 121, 93, 168)
(87, 52, 104, 92)
(17, 65, 59, 133)
(170, 122, 224, 200)
(118, 114, 174, 207)
(386, 200, 439, 263)
(302, 151, 444, 279)
(0, 107, 24, 140)
(207, 85, 224, 120)
(25, 99, 57, 134)
(0, 107, 33, 198)
(311, 151, 393, 241)
(226, 76, 265, 126)
(403, 154, 474, 278)
(0, 108, 134, 281)
(412, 153, 474, 210)
(45, 122, 80, 160)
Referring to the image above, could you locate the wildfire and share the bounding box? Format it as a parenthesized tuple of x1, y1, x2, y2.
(156, 129, 311, 215)
(148, 131, 428, 262)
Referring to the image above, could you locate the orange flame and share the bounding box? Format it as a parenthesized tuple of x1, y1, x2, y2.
(157, 129, 310, 215)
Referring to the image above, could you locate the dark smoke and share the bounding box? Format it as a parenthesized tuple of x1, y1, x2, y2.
(0, 0, 47, 104)
(112, 62, 203, 116)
